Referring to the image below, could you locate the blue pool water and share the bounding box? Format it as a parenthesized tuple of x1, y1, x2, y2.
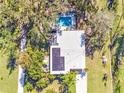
(58, 17, 72, 26)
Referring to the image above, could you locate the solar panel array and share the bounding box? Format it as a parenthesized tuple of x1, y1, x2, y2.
(52, 48, 65, 71)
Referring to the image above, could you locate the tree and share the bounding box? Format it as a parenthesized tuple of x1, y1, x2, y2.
(60, 71, 76, 92)
(0, 1, 68, 92)
(0, 0, 69, 52)
(25, 63, 43, 82)
(46, 89, 57, 93)
(67, 0, 97, 29)
(17, 52, 32, 69)
(85, 10, 115, 56)
(25, 57, 56, 92)
(110, 14, 124, 48)
(36, 78, 49, 90)
(25, 82, 33, 92)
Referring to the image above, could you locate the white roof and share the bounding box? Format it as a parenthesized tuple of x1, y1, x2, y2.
(50, 31, 85, 74)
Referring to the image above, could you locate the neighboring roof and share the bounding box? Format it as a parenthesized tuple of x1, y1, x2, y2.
(50, 31, 85, 74)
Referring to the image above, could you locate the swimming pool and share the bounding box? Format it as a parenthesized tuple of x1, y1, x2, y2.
(57, 13, 76, 30)
(58, 17, 72, 26)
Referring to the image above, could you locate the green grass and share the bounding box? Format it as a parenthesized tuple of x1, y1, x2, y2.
(86, 34, 113, 93)
(86, 50, 113, 93)
(117, 0, 123, 16)
(119, 59, 124, 93)
(96, 0, 107, 9)
(117, 0, 124, 27)
(0, 52, 18, 93)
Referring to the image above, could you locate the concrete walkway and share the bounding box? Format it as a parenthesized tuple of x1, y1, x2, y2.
(18, 65, 25, 93)
(18, 28, 26, 93)
(76, 72, 87, 93)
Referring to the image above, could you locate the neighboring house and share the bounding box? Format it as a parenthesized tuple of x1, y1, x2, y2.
(50, 31, 85, 74)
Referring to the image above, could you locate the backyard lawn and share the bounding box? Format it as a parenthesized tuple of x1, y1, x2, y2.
(86, 51, 113, 93)
(0, 52, 18, 93)
(86, 36, 113, 93)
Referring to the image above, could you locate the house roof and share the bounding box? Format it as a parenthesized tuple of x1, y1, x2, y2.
(50, 31, 85, 74)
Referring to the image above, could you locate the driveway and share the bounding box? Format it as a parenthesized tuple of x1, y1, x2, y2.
(18, 66, 25, 93)
(76, 72, 87, 93)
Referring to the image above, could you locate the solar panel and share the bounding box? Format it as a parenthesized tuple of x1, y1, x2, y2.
(59, 57, 65, 70)
(52, 48, 60, 57)
(52, 48, 65, 71)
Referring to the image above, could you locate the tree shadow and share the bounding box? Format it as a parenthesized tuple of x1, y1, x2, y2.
(28, 31, 49, 51)
(112, 36, 124, 87)
(7, 49, 16, 75)
(113, 37, 124, 71)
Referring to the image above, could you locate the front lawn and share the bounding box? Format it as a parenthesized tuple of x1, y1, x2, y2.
(0, 52, 18, 93)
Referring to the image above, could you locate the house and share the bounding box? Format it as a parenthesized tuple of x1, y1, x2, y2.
(49, 12, 87, 93)
(50, 31, 85, 74)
